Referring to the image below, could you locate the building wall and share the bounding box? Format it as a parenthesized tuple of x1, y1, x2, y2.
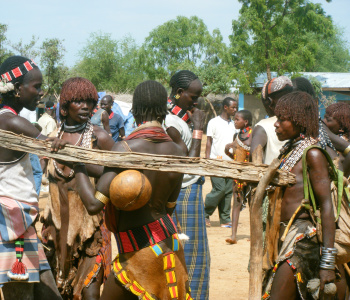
(242, 94, 267, 126)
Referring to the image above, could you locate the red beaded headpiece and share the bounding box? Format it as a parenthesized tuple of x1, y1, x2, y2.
(1, 60, 37, 83)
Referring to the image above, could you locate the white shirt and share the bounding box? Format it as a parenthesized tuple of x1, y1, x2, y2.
(38, 112, 57, 136)
(19, 108, 37, 123)
(255, 116, 285, 164)
(207, 116, 237, 161)
(164, 114, 200, 188)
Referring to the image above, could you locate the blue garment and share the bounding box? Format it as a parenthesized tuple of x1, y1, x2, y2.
(109, 113, 125, 142)
(124, 112, 136, 137)
(172, 177, 210, 300)
(29, 154, 42, 196)
(112, 102, 126, 121)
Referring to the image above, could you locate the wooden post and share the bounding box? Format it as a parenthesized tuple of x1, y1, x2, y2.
(249, 158, 281, 300)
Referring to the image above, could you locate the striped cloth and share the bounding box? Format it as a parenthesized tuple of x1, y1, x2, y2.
(0, 226, 50, 285)
(0, 197, 38, 242)
(0, 196, 49, 285)
(173, 178, 210, 300)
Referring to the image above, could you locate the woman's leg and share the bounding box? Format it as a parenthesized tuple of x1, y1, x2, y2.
(100, 273, 137, 300)
(82, 268, 104, 300)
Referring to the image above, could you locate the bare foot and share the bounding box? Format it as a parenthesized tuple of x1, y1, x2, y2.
(225, 238, 237, 244)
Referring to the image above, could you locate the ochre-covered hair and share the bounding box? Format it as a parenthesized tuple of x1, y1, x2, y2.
(59, 77, 98, 118)
(132, 80, 168, 118)
(326, 102, 350, 138)
(275, 91, 319, 138)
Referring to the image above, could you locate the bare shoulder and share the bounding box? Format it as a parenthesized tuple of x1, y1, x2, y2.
(306, 147, 328, 169)
(0, 114, 39, 138)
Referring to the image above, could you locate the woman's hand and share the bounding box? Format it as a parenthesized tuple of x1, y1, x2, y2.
(225, 142, 236, 159)
(319, 269, 336, 296)
(189, 108, 205, 130)
(46, 137, 70, 152)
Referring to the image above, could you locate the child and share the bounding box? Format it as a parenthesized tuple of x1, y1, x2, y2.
(225, 110, 253, 244)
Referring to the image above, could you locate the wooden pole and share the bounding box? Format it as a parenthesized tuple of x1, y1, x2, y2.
(249, 158, 281, 300)
(0, 129, 295, 186)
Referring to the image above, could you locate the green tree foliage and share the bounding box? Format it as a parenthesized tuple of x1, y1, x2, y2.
(141, 16, 231, 94)
(9, 36, 40, 61)
(40, 38, 67, 94)
(74, 32, 144, 93)
(307, 27, 350, 72)
(230, 0, 334, 93)
(0, 24, 12, 65)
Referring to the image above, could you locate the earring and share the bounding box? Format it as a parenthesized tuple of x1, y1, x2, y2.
(175, 94, 180, 100)
(300, 133, 305, 139)
(15, 91, 20, 98)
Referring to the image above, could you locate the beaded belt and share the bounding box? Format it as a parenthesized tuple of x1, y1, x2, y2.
(115, 214, 177, 254)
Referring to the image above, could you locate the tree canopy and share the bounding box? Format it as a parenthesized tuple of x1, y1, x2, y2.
(229, 0, 336, 93)
(40, 38, 67, 94)
(74, 32, 145, 93)
(141, 16, 232, 94)
(1, 3, 350, 97)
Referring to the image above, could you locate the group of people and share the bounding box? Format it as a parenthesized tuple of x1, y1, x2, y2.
(0, 54, 350, 300)
(0, 56, 210, 300)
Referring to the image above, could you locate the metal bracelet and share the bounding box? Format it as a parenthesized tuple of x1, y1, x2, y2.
(321, 247, 338, 254)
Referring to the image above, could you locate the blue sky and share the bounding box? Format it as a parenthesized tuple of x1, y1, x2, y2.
(5, 0, 350, 67)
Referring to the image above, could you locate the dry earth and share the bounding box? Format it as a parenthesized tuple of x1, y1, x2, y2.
(37, 134, 251, 299)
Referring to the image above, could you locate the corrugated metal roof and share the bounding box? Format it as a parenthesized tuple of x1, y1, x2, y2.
(254, 72, 350, 89)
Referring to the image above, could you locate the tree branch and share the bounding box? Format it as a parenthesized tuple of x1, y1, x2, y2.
(0, 129, 295, 186)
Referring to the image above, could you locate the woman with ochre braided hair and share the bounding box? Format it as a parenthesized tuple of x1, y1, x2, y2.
(41, 77, 114, 300)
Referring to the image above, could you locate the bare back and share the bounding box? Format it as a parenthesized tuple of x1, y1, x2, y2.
(97, 138, 185, 232)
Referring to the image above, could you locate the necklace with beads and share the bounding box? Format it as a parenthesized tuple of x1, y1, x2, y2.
(238, 126, 252, 141)
(278, 137, 318, 171)
(53, 120, 93, 178)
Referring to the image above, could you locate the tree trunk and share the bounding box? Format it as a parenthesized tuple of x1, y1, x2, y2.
(266, 63, 271, 81)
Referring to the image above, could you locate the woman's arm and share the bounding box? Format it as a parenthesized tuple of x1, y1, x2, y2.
(307, 148, 336, 291)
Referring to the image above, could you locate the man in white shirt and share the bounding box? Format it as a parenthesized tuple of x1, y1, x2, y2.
(204, 97, 238, 227)
(38, 100, 57, 136)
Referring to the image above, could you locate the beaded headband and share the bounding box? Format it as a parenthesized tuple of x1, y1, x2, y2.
(1, 60, 37, 83)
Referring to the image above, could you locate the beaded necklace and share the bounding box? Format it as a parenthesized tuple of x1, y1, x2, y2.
(167, 98, 191, 124)
(238, 126, 252, 142)
(53, 120, 93, 178)
(278, 137, 318, 171)
(2, 105, 18, 115)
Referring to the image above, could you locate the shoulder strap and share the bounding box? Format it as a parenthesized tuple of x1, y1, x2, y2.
(302, 145, 344, 222)
(121, 140, 132, 153)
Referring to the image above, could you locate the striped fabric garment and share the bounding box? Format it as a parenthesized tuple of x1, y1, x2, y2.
(0, 197, 50, 284)
(0, 226, 50, 285)
(172, 179, 210, 300)
(0, 197, 38, 242)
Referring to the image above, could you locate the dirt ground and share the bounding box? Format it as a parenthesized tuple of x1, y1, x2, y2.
(37, 134, 251, 299)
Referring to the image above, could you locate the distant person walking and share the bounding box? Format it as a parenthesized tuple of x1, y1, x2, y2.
(204, 97, 238, 228)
